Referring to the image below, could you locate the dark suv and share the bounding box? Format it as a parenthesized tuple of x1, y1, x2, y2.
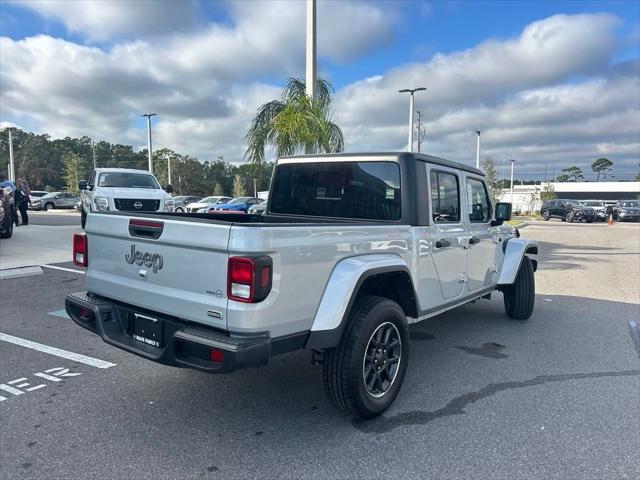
(613, 200, 640, 222)
(540, 199, 596, 223)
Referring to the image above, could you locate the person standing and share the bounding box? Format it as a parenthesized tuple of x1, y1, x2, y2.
(14, 178, 30, 226)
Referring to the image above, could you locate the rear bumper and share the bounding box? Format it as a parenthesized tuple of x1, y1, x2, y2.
(65, 292, 304, 373)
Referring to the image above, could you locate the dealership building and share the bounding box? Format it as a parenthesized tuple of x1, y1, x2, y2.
(497, 181, 640, 213)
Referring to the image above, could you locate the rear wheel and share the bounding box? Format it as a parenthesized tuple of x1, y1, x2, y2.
(541, 210, 550, 221)
(323, 295, 409, 419)
(565, 211, 574, 223)
(503, 256, 535, 320)
(175, 207, 183, 213)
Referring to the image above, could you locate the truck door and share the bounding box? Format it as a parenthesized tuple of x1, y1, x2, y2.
(428, 167, 467, 300)
(464, 175, 498, 292)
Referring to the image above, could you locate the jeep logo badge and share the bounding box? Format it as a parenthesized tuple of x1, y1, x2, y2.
(126, 244, 163, 273)
(133, 201, 143, 209)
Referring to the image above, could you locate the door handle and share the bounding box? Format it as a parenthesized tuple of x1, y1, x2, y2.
(469, 236, 480, 245)
(435, 239, 451, 249)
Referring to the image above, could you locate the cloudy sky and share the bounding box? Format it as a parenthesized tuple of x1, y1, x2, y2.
(1, 0, 639, 180)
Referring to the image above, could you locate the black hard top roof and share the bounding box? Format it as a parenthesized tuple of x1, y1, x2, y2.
(278, 152, 484, 176)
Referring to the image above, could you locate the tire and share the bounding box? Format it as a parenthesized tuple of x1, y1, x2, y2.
(503, 256, 535, 320)
(323, 295, 409, 420)
(175, 207, 183, 213)
(44, 202, 54, 211)
(0, 208, 14, 238)
(565, 211, 573, 223)
(586, 218, 593, 223)
(541, 210, 550, 221)
(81, 209, 87, 229)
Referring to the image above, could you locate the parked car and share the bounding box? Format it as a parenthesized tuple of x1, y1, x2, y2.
(0, 184, 15, 239)
(247, 199, 267, 215)
(28, 190, 48, 207)
(613, 200, 640, 222)
(172, 196, 202, 213)
(78, 168, 174, 229)
(540, 199, 595, 223)
(212, 196, 263, 213)
(184, 196, 232, 213)
(66, 152, 537, 419)
(30, 191, 80, 211)
(581, 200, 607, 221)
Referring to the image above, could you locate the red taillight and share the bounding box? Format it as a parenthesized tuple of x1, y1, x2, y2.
(73, 233, 87, 267)
(227, 256, 272, 303)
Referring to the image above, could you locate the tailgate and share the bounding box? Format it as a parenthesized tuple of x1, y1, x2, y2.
(85, 214, 230, 330)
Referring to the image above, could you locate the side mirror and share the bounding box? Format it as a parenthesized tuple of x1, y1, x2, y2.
(491, 202, 512, 226)
(165, 184, 174, 194)
(78, 180, 87, 191)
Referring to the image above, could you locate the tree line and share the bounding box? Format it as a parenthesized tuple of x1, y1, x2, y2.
(0, 129, 274, 197)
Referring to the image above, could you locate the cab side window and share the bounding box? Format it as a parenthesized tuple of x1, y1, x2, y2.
(466, 178, 492, 222)
(430, 171, 460, 223)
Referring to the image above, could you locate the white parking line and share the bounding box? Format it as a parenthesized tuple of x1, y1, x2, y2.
(0, 332, 116, 369)
(41, 264, 85, 274)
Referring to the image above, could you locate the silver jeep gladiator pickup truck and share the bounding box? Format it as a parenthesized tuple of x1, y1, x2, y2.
(66, 152, 538, 419)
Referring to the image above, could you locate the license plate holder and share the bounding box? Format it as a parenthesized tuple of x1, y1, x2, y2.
(132, 313, 163, 348)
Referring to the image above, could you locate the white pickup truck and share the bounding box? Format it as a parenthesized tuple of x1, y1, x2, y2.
(78, 168, 174, 229)
(66, 153, 538, 419)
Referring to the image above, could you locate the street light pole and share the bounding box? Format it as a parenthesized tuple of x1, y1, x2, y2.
(141, 113, 157, 174)
(510, 159, 515, 204)
(475, 131, 481, 169)
(7, 128, 15, 182)
(167, 154, 172, 185)
(306, 0, 317, 100)
(398, 87, 426, 152)
(91, 140, 97, 169)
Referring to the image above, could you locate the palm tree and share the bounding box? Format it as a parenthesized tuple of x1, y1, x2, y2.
(244, 78, 344, 163)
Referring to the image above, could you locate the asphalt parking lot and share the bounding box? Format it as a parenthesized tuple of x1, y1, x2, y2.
(1, 220, 639, 479)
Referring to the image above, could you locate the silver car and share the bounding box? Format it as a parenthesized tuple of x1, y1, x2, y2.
(31, 192, 80, 211)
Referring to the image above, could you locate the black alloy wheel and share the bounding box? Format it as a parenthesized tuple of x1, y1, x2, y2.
(362, 322, 402, 398)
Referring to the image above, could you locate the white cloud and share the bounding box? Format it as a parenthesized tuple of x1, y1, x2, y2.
(11, 0, 201, 41)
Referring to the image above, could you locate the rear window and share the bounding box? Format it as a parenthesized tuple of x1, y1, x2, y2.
(270, 161, 401, 221)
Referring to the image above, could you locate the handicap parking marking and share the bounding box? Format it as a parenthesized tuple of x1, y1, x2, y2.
(1, 367, 83, 402)
(0, 332, 116, 369)
(48, 309, 71, 320)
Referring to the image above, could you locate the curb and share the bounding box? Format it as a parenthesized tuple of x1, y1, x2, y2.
(0, 265, 44, 280)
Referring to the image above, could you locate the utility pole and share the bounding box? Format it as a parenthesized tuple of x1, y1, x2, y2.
(306, 0, 317, 100)
(510, 159, 515, 204)
(398, 87, 426, 152)
(167, 154, 172, 185)
(475, 131, 481, 169)
(91, 140, 97, 169)
(7, 127, 15, 182)
(141, 113, 157, 174)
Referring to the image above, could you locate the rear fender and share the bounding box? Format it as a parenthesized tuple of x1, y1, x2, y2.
(305, 254, 413, 349)
(498, 238, 538, 285)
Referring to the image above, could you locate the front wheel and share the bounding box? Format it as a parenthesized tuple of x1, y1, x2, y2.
(565, 211, 574, 223)
(503, 256, 535, 320)
(0, 208, 14, 238)
(175, 207, 183, 213)
(43, 202, 54, 211)
(323, 295, 409, 419)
